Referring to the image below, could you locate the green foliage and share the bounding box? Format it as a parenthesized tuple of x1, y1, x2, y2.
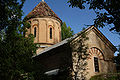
(0, 0, 25, 31)
(0, 29, 6, 41)
(0, 34, 36, 80)
(90, 73, 120, 80)
(68, 0, 120, 33)
(61, 22, 74, 40)
(0, 0, 37, 80)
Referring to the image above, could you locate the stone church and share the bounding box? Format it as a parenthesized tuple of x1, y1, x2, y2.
(26, 0, 117, 79)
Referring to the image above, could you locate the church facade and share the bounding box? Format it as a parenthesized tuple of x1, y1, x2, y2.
(26, 1, 117, 79)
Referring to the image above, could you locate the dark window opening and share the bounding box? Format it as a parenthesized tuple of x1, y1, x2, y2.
(34, 27, 36, 37)
(94, 57, 99, 72)
(50, 28, 52, 39)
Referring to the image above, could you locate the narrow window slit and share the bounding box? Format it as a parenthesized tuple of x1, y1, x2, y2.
(50, 28, 52, 39)
(34, 27, 36, 37)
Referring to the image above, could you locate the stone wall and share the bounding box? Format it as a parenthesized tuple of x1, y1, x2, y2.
(84, 28, 116, 79)
(70, 27, 116, 79)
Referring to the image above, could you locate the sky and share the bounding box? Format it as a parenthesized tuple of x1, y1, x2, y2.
(22, 0, 120, 55)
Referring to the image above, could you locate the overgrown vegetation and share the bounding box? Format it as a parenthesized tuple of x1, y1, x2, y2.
(70, 30, 89, 80)
(0, 0, 37, 79)
(90, 73, 120, 80)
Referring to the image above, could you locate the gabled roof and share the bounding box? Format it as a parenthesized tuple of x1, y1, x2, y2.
(26, 1, 62, 23)
(33, 26, 117, 58)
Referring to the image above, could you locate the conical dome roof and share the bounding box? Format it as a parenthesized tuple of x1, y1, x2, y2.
(26, 1, 62, 23)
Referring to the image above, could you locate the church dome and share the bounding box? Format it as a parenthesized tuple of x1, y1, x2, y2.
(26, 1, 62, 24)
(26, 1, 62, 54)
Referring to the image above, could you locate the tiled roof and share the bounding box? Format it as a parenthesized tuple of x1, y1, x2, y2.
(26, 1, 62, 23)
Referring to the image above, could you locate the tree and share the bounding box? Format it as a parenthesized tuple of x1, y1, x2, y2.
(68, 0, 120, 33)
(61, 22, 74, 40)
(0, 0, 37, 80)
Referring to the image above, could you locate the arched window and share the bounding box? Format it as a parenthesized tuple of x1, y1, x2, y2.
(34, 27, 36, 37)
(88, 47, 104, 60)
(50, 28, 52, 39)
(94, 57, 99, 72)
